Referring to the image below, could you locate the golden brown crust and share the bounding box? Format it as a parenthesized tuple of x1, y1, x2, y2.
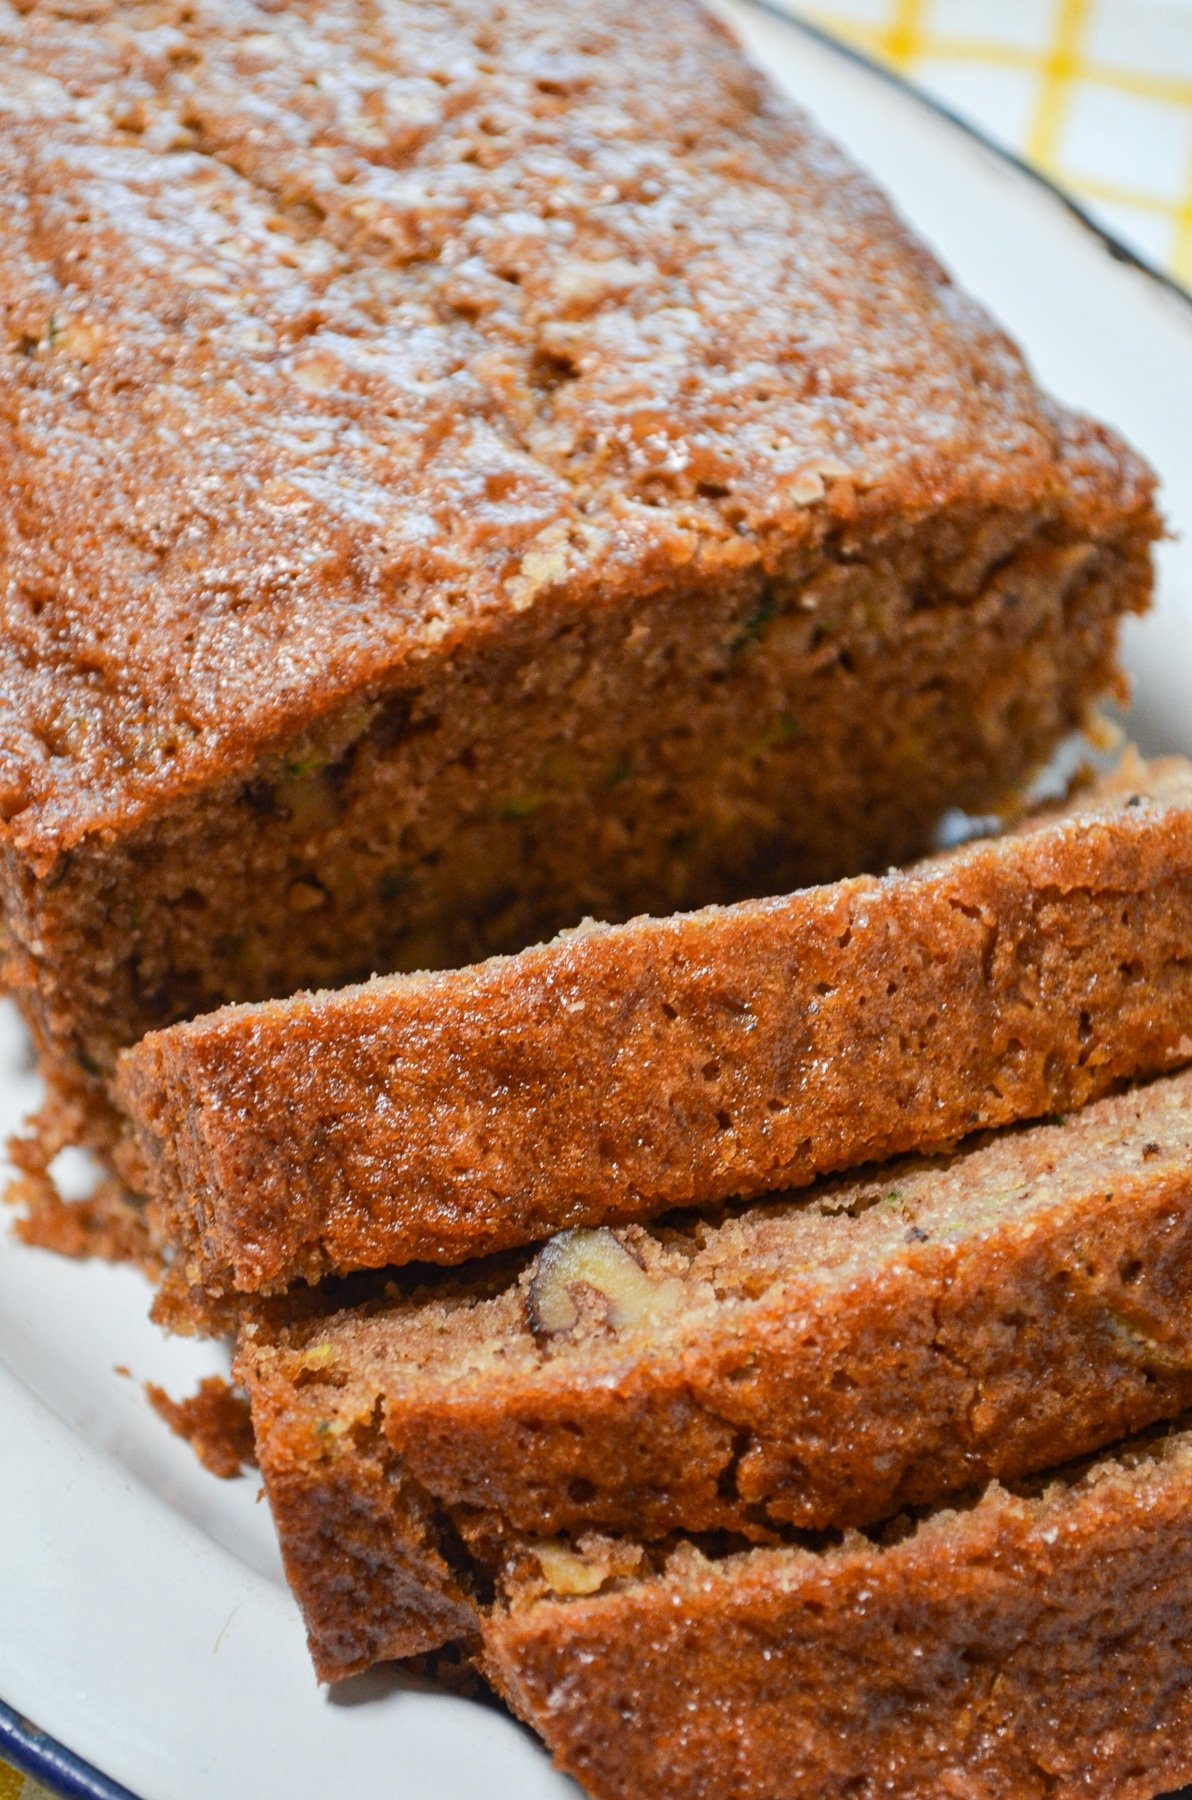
(239, 1069, 1192, 1678)
(122, 757, 1192, 1300)
(0, 0, 1158, 1131)
(0, 0, 1156, 855)
(481, 1421, 1192, 1800)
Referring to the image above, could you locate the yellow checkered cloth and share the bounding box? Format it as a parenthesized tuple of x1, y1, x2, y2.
(797, 0, 1192, 282)
(1, 3, 1187, 1798)
(0, 1764, 52, 1800)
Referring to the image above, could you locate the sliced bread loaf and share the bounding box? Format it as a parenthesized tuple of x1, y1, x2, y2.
(239, 1069, 1192, 1679)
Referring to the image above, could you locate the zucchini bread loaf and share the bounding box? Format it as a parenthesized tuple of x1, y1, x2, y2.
(483, 1418, 1192, 1800)
(121, 756, 1192, 1309)
(238, 1070, 1192, 1679)
(0, 0, 1159, 1165)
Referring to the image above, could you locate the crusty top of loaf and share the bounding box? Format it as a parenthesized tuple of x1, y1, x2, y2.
(0, 0, 1155, 855)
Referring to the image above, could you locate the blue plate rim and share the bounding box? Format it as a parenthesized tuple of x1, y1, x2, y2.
(1, 5, 1187, 1797)
(0, 1700, 141, 1800)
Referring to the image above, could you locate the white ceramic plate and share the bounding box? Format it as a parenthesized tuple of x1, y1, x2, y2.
(2, 6, 1190, 1797)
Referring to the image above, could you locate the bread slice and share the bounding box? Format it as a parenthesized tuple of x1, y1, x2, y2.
(0, 0, 1157, 1172)
(238, 1069, 1192, 1679)
(482, 1417, 1192, 1800)
(122, 755, 1192, 1311)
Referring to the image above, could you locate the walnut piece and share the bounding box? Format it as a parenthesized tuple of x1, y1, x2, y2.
(526, 1228, 684, 1340)
(532, 1539, 613, 1597)
(524, 1533, 648, 1601)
